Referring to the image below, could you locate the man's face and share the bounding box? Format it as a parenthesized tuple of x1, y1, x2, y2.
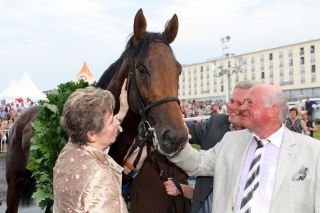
(227, 88, 248, 126)
(240, 88, 270, 130)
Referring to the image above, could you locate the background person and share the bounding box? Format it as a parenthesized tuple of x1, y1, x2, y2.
(165, 84, 320, 213)
(285, 107, 308, 134)
(185, 80, 256, 213)
(53, 80, 129, 212)
(305, 96, 316, 118)
(301, 110, 317, 137)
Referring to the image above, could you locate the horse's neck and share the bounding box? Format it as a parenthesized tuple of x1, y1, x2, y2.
(107, 64, 141, 165)
(109, 110, 140, 164)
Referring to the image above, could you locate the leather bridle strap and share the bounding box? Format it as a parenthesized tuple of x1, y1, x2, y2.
(128, 50, 180, 127)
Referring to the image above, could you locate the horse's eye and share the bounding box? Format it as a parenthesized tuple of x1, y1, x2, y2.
(136, 64, 149, 75)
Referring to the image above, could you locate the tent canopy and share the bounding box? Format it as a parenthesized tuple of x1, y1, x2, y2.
(0, 73, 47, 101)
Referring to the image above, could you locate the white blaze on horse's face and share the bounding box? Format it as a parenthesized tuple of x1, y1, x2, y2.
(130, 9, 187, 155)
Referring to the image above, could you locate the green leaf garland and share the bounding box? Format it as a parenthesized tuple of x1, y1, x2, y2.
(26, 80, 90, 210)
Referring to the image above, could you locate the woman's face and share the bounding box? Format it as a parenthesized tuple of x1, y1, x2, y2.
(289, 110, 297, 119)
(302, 113, 308, 120)
(88, 111, 120, 150)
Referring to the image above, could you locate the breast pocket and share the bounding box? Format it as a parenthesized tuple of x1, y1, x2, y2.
(290, 179, 313, 208)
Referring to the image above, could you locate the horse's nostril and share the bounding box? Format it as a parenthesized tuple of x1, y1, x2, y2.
(162, 129, 176, 143)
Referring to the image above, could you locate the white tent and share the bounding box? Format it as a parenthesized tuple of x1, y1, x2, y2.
(0, 73, 47, 101)
(0, 80, 18, 99)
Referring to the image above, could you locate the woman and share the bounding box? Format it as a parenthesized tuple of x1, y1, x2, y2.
(301, 110, 317, 137)
(286, 107, 308, 134)
(53, 80, 129, 213)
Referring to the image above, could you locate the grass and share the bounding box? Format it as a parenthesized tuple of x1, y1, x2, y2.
(0, 152, 6, 158)
(313, 125, 320, 140)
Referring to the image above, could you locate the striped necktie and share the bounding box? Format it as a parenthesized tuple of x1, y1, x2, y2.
(240, 136, 268, 213)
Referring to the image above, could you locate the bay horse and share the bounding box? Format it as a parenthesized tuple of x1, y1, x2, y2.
(6, 9, 189, 213)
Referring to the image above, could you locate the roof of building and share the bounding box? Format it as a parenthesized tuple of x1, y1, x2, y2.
(77, 62, 95, 78)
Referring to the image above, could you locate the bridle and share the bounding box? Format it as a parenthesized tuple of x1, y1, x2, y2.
(124, 39, 188, 213)
(128, 39, 180, 136)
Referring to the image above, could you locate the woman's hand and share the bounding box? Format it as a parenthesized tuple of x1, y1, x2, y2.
(117, 78, 129, 121)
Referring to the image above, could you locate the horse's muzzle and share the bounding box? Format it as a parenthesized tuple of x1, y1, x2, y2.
(158, 128, 188, 156)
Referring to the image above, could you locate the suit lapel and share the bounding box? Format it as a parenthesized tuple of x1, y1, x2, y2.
(232, 131, 252, 204)
(271, 128, 298, 199)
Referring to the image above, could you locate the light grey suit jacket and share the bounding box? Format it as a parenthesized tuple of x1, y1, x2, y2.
(169, 128, 320, 213)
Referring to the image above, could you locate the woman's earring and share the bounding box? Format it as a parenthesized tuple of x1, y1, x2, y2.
(117, 125, 123, 133)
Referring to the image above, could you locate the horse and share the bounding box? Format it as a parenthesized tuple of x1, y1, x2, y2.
(6, 9, 189, 213)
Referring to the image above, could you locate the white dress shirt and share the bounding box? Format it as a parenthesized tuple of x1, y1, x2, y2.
(235, 125, 284, 213)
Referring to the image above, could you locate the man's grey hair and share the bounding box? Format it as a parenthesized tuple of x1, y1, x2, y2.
(262, 86, 288, 123)
(234, 80, 258, 90)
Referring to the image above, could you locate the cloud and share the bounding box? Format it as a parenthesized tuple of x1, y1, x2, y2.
(0, 0, 319, 92)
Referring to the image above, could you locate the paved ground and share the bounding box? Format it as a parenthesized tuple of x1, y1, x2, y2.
(0, 155, 44, 213)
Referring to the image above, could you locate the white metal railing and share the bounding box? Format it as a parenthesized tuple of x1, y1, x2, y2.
(184, 115, 210, 122)
(0, 129, 10, 152)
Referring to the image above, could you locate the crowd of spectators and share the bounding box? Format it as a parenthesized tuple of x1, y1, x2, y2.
(1, 97, 318, 151)
(0, 98, 36, 150)
(180, 100, 228, 118)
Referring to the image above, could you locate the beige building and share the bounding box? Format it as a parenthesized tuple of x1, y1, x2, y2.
(179, 39, 320, 102)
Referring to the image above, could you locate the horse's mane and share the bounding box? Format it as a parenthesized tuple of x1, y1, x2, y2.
(96, 32, 171, 89)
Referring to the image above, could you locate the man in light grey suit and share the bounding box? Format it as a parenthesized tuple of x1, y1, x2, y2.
(164, 84, 320, 213)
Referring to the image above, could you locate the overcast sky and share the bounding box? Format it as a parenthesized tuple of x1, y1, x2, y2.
(1, 0, 319, 92)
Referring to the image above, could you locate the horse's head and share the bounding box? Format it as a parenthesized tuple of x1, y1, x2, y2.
(126, 9, 187, 155)
(98, 9, 187, 160)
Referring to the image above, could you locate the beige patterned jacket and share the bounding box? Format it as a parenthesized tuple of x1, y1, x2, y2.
(53, 142, 128, 213)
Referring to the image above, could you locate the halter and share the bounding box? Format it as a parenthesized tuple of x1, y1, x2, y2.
(128, 39, 180, 137)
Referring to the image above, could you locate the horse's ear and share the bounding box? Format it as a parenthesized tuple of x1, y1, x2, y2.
(163, 14, 179, 44)
(133, 8, 147, 46)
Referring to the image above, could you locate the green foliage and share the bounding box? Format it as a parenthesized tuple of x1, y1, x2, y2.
(26, 80, 90, 210)
(313, 125, 320, 140)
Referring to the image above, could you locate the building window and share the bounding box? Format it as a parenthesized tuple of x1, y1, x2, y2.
(312, 73, 316, 83)
(279, 51, 284, 68)
(312, 64, 316, 73)
(300, 47, 304, 55)
(300, 65, 306, 84)
(289, 58, 293, 67)
(289, 67, 294, 83)
(261, 72, 265, 80)
(220, 78, 224, 92)
(311, 54, 316, 64)
(301, 57, 305, 65)
(280, 67, 284, 85)
(301, 74, 305, 84)
(288, 49, 293, 58)
(251, 57, 255, 80)
(269, 53, 273, 60)
(311, 45, 315, 54)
